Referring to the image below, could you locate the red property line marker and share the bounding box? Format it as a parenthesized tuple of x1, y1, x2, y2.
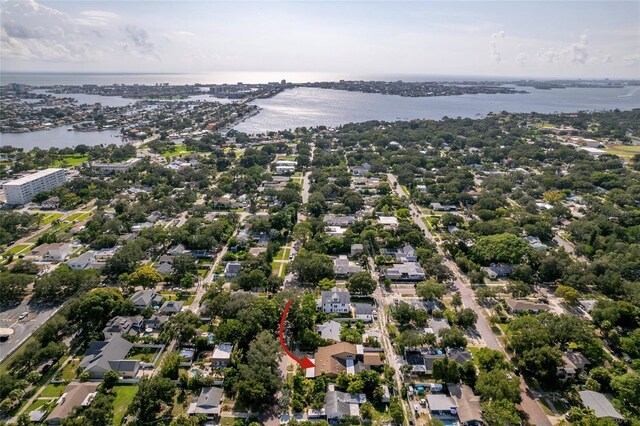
(279, 300, 315, 369)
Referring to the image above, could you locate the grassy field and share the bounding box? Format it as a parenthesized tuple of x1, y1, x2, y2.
(52, 154, 89, 167)
(40, 383, 67, 398)
(161, 144, 194, 158)
(24, 398, 54, 414)
(65, 211, 92, 222)
(271, 262, 282, 276)
(38, 213, 63, 225)
(3, 244, 33, 255)
(605, 144, 640, 158)
(112, 385, 138, 426)
(60, 358, 79, 381)
(275, 247, 291, 261)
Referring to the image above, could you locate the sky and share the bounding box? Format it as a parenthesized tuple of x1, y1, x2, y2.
(1, 0, 639, 79)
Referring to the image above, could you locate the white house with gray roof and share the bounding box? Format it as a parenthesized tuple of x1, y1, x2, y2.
(320, 289, 351, 314)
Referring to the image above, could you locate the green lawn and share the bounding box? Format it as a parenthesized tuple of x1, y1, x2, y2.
(605, 144, 640, 158)
(60, 358, 79, 381)
(161, 144, 194, 158)
(40, 383, 67, 398)
(25, 398, 54, 414)
(3, 243, 33, 255)
(275, 247, 291, 261)
(112, 385, 138, 426)
(280, 155, 297, 161)
(65, 211, 91, 222)
(400, 185, 410, 196)
(38, 213, 63, 225)
(52, 154, 89, 167)
(271, 262, 282, 276)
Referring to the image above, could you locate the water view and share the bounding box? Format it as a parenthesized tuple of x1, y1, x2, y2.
(235, 86, 640, 134)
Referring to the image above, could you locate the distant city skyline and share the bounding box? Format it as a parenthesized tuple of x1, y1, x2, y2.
(1, 0, 639, 79)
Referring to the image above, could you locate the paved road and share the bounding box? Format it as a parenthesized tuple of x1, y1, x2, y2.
(187, 212, 248, 315)
(367, 257, 413, 425)
(0, 299, 61, 364)
(387, 174, 552, 426)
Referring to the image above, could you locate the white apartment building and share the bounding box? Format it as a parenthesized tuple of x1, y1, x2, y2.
(3, 168, 66, 205)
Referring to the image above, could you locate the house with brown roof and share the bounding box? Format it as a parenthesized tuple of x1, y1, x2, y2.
(312, 342, 382, 378)
(46, 382, 100, 424)
(557, 350, 591, 381)
(448, 383, 484, 426)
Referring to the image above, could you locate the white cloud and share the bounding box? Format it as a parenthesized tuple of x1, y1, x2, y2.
(74, 10, 119, 26)
(623, 52, 640, 67)
(121, 25, 160, 59)
(489, 31, 505, 63)
(536, 33, 591, 65)
(516, 52, 528, 65)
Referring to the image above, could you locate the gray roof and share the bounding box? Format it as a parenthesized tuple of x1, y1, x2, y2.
(190, 386, 223, 415)
(325, 390, 365, 418)
(129, 290, 161, 307)
(446, 348, 474, 365)
(317, 320, 342, 342)
(428, 318, 451, 335)
(427, 394, 456, 412)
(158, 300, 184, 314)
(353, 303, 374, 315)
(578, 391, 624, 420)
(79, 335, 134, 375)
(321, 289, 351, 305)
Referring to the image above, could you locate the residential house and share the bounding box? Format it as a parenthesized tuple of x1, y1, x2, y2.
(187, 387, 224, 420)
(41, 196, 60, 209)
(350, 244, 364, 257)
(312, 342, 382, 378)
(427, 394, 457, 417)
(31, 243, 72, 262)
(448, 384, 484, 426)
(428, 318, 451, 342)
(317, 320, 342, 342)
(557, 350, 591, 381)
(168, 244, 188, 257)
(325, 388, 367, 420)
(577, 391, 624, 423)
(320, 289, 351, 314)
(78, 336, 139, 379)
(66, 251, 96, 270)
(129, 290, 163, 311)
(378, 216, 399, 230)
(482, 263, 513, 279)
(385, 262, 425, 282)
(211, 343, 233, 369)
(430, 203, 458, 211)
(524, 236, 548, 251)
(224, 261, 242, 280)
(179, 348, 196, 367)
(380, 244, 417, 262)
(29, 410, 47, 423)
(446, 348, 474, 365)
(350, 163, 371, 176)
(46, 382, 100, 425)
(143, 315, 167, 333)
(323, 215, 356, 227)
(325, 226, 347, 237)
(353, 303, 375, 322)
(506, 299, 551, 314)
(102, 316, 143, 340)
(334, 256, 361, 278)
(158, 300, 184, 315)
